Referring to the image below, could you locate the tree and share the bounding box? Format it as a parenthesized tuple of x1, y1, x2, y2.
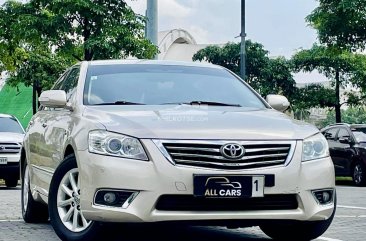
(307, 0, 366, 51)
(26, 0, 158, 61)
(0, 0, 158, 114)
(192, 41, 297, 100)
(292, 44, 366, 123)
(321, 107, 366, 128)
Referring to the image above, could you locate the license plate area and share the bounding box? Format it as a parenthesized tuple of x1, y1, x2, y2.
(194, 175, 264, 198)
(0, 157, 7, 165)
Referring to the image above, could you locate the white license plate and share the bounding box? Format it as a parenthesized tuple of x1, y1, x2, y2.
(0, 157, 7, 165)
(194, 175, 265, 198)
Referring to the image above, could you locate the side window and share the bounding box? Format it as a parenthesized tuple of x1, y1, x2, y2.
(52, 70, 70, 90)
(323, 128, 338, 140)
(337, 128, 351, 141)
(61, 67, 80, 101)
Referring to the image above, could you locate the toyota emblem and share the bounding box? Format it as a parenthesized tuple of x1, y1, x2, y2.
(0, 146, 4, 151)
(220, 143, 245, 159)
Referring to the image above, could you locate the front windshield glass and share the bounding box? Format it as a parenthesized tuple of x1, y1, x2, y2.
(353, 128, 366, 142)
(0, 117, 24, 134)
(84, 64, 266, 109)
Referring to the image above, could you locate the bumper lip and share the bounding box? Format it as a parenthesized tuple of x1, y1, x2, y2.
(0, 162, 20, 179)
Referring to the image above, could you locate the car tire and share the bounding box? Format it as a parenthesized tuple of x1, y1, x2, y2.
(352, 161, 366, 186)
(48, 154, 101, 241)
(260, 197, 336, 241)
(21, 162, 49, 223)
(5, 178, 18, 188)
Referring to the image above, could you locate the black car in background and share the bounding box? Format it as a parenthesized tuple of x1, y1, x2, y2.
(321, 123, 366, 186)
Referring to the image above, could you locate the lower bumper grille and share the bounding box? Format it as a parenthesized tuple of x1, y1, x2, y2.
(155, 195, 298, 211)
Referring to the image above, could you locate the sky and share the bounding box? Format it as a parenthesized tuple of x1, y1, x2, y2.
(126, 0, 319, 58)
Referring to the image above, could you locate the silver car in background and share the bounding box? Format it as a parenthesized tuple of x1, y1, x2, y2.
(21, 60, 335, 241)
(0, 114, 24, 187)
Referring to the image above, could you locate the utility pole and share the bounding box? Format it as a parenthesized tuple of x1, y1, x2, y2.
(240, 0, 246, 80)
(146, 0, 158, 59)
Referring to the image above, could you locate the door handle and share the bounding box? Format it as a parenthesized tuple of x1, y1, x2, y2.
(42, 123, 47, 128)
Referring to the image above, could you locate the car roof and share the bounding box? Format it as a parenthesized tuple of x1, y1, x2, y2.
(87, 59, 223, 69)
(322, 123, 366, 131)
(0, 113, 14, 118)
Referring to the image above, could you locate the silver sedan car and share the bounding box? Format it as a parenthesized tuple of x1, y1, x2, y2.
(21, 60, 335, 241)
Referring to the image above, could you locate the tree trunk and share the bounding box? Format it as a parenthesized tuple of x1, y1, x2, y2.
(32, 80, 43, 115)
(335, 70, 342, 123)
(32, 81, 37, 115)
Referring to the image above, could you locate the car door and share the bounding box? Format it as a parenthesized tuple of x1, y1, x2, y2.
(322, 127, 339, 174)
(26, 71, 69, 195)
(42, 67, 80, 177)
(334, 128, 356, 176)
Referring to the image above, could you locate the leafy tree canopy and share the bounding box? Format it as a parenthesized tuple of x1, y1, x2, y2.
(307, 0, 366, 50)
(292, 44, 366, 122)
(192, 41, 296, 100)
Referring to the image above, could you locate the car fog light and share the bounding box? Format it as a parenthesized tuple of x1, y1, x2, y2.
(94, 190, 139, 208)
(312, 189, 334, 205)
(104, 192, 117, 204)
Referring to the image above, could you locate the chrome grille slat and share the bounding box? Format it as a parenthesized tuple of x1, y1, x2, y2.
(174, 159, 285, 167)
(165, 146, 220, 153)
(169, 152, 288, 161)
(0, 142, 21, 154)
(155, 140, 295, 170)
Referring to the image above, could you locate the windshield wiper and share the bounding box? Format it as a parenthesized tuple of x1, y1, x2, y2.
(161, 101, 241, 107)
(94, 101, 146, 106)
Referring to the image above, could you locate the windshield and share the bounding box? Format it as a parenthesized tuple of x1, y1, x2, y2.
(84, 64, 267, 109)
(0, 117, 24, 134)
(353, 128, 366, 142)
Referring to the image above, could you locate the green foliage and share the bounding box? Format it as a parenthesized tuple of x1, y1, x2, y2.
(192, 42, 296, 100)
(292, 45, 366, 82)
(307, 0, 366, 50)
(321, 107, 366, 128)
(292, 44, 366, 122)
(292, 84, 336, 110)
(26, 0, 158, 60)
(0, 0, 158, 114)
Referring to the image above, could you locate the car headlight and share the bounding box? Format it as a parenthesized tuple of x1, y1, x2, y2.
(88, 130, 148, 161)
(302, 133, 329, 162)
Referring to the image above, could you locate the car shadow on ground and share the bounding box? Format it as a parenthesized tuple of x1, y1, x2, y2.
(102, 224, 270, 241)
(336, 180, 355, 186)
(0, 186, 21, 191)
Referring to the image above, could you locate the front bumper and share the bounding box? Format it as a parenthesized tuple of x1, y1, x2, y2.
(79, 140, 335, 223)
(0, 154, 20, 180)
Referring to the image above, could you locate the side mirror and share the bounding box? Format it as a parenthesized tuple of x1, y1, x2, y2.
(266, 94, 290, 112)
(339, 137, 352, 145)
(39, 90, 67, 108)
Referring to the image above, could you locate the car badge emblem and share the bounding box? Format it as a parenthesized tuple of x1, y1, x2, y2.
(220, 143, 245, 159)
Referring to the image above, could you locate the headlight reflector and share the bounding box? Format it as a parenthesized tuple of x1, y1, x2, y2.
(89, 130, 148, 161)
(302, 133, 329, 162)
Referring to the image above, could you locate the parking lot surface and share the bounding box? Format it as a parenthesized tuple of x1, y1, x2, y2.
(0, 183, 365, 241)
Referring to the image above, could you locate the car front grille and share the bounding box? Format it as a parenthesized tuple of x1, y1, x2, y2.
(155, 194, 298, 211)
(154, 140, 295, 170)
(0, 142, 21, 154)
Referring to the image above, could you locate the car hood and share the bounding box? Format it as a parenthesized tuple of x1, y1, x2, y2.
(83, 106, 319, 140)
(0, 132, 24, 143)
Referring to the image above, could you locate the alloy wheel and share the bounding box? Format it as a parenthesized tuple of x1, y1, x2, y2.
(56, 168, 91, 232)
(354, 164, 363, 185)
(22, 165, 30, 212)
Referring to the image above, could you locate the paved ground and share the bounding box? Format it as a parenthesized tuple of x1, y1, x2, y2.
(0, 182, 365, 241)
